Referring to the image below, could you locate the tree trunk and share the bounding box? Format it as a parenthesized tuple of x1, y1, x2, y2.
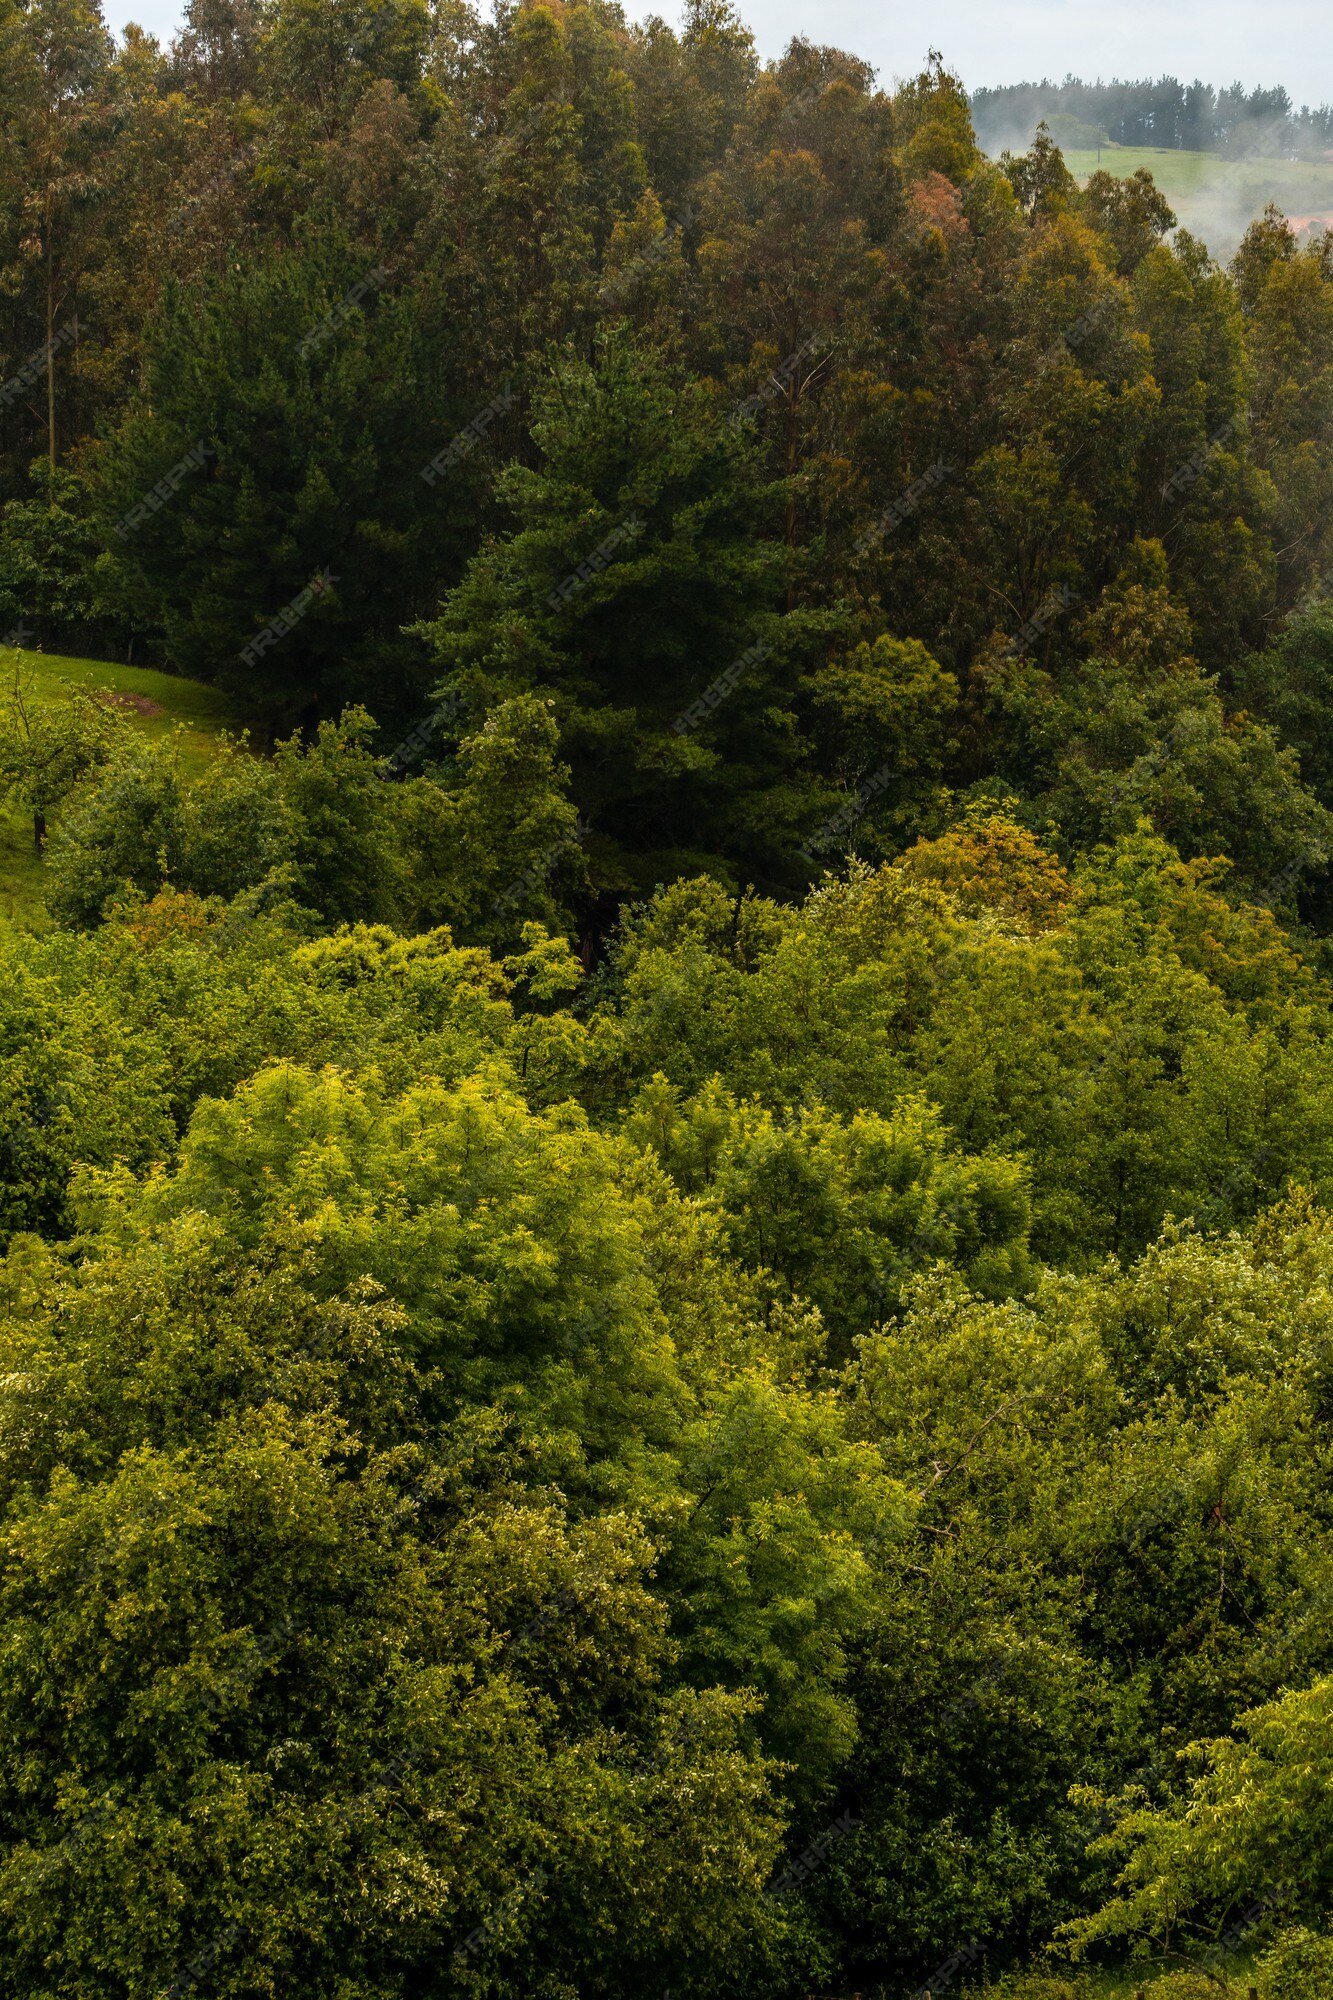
(33, 810, 46, 856)
(45, 187, 57, 469)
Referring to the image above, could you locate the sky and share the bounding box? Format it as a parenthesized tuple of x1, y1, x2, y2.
(109, 0, 1333, 111)
(719, 0, 1333, 110)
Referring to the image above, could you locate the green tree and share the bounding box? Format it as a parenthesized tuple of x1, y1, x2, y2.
(395, 693, 585, 946)
(1000, 121, 1077, 223)
(421, 329, 840, 897)
(44, 736, 203, 925)
(0, 1205, 793, 2000)
(0, 0, 114, 473)
(94, 235, 470, 726)
(0, 459, 115, 652)
(0, 664, 123, 851)
(1080, 165, 1176, 277)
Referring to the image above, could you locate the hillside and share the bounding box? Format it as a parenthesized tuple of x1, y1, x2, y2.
(1063, 142, 1333, 255)
(0, 648, 234, 924)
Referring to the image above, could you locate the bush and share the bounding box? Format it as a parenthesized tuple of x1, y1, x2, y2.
(45, 744, 186, 925)
(1256, 1926, 1333, 1998)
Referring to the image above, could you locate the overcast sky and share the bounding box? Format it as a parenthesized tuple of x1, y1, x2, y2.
(725, 0, 1333, 110)
(111, 0, 1333, 113)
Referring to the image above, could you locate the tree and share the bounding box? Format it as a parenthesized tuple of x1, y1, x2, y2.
(1080, 165, 1176, 277)
(395, 693, 585, 946)
(1234, 224, 1333, 613)
(44, 735, 188, 923)
(0, 0, 113, 471)
(0, 458, 115, 652)
(1069, 1675, 1333, 1960)
(270, 706, 403, 924)
(0, 1193, 793, 2000)
(421, 328, 842, 898)
(1233, 600, 1333, 811)
(974, 561, 1333, 902)
(93, 235, 472, 726)
(0, 664, 124, 851)
(999, 122, 1076, 222)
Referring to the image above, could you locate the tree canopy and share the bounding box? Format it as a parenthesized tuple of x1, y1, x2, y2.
(2, 2, 1333, 1994)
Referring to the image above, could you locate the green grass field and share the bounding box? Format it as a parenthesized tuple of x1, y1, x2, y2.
(1064, 143, 1333, 258)
(0, 647, 236, 927)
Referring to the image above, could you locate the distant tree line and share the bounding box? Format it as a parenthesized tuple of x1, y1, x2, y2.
(972, 75, 1333, 156)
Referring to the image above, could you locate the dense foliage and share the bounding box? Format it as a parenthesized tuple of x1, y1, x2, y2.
(7, 0, 1333, 918)
(3, 0, 1333, 1994)
(0, 818, 1328, 1997)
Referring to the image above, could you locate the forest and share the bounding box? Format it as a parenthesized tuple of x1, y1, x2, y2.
(969, 76, 1333, 158)
(2, 0, 1333, 1994)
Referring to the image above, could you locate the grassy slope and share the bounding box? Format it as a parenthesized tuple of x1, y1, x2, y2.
(1064, 144, 1333, 258)
(0, 647, 235, 927)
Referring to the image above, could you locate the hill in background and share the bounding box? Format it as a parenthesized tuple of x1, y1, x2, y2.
(972, 75, 1333, 255)
(1062, 144, 1333, 258)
